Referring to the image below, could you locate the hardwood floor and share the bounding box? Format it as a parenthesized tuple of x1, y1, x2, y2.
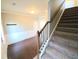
(8, 35, 39, 59)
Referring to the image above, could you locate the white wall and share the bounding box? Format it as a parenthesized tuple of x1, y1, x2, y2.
(50, 0, 64, 19)
(1, 12, 48, 45)
(1, 18, 7, 59)
(1, 13, 40, 44)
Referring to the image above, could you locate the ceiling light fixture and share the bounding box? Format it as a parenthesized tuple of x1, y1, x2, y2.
(30, 10, 35, 14)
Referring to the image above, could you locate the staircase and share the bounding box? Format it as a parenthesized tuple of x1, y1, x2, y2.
(42, 7, 78, 59)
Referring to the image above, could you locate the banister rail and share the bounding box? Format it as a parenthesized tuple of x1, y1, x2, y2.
(39, 21, 50, 34)
(36, 1, 65, 59)
(39, 0, 65, 35)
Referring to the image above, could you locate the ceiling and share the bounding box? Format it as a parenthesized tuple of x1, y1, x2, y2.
(1, 0, 48, 17)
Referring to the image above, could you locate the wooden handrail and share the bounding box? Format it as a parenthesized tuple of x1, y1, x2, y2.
(38, 0, 65, 35)
(39, 21, 50, 34)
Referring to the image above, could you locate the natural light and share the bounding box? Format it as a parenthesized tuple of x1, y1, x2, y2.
(65, 0, 78, 8)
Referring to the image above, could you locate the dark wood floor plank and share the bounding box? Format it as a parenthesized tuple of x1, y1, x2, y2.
(8, 35, 39, 59)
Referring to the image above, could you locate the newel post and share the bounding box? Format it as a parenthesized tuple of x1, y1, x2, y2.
(37, 31, 40, 59)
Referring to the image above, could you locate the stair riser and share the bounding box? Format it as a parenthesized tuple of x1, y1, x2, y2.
(54, 31, 78, 40)
(56, 28, 78, 33)
(58, 23, 78, 25)
(59, 20, 78, 23)
(63, 12, 78, 16)
(61, 16, 78, 20)
(62, 14, 78, 17)
(58, 25, 78, 28)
